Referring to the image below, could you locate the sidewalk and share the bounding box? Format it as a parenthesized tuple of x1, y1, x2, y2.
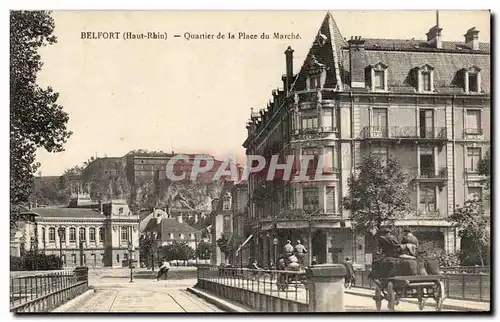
(345, 287, 490, 312)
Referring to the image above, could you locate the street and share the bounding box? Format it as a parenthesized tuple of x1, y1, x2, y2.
(59, 278, 223, 312)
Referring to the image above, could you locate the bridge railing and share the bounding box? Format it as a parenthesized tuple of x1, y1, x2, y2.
(197, 265, 309, 312)
(353, 269, 490, 302)
(10, 266, 89, 313)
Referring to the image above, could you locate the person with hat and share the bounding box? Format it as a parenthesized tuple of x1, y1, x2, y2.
(371, 228, 401, 282)
(344, 257, 356, 289)
(294, 240, 308, 266)
(399, 229, 419, 276)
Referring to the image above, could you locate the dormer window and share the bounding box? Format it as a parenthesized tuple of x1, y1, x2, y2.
(310, 74, 321, 89)
(368, 62, 388, 91)
(416, 64, 435, 93)
(463, 66, 481, 94)
(306, 55, 327, 90)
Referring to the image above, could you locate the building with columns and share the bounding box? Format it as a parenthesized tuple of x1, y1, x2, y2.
(19, 194, 140, 268)
(242, 12, 490, 268)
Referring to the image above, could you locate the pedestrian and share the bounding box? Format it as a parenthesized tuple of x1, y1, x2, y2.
(157, 259, 171, 281)
(344, 257, 355, 289)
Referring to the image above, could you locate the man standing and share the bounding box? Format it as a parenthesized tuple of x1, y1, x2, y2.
(294, 240, 308, 266)
(157, 259, 171, 281)
(283, 240, 294, 257)
(344, 257, 356, 289)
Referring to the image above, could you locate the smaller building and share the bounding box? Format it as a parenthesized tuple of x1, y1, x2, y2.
(141, 210, 202, 252)
(16, 194, 140, 268)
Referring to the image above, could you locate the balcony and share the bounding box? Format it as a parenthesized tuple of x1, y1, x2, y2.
(291, 126, 337, 141)
(361, 126, 447, 142)
(409, 167, 448, 190)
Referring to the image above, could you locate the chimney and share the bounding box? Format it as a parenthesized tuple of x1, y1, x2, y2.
(176, 214, 183, 224)
(99, 201, 103, 214)
(347, 36, 366, 88)
(285, 46, 294, 92)
(426, 11, 442, 49)
(464, 27, 480, 50)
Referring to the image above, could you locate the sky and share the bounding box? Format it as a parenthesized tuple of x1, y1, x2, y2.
(34, 10, 490, 176)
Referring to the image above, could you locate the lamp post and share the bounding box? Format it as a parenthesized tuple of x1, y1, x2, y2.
(273, 237, 278, 267)
(79, 241, 84, 267)
(128, 242, 135, 283)
(58, 228, 64, 266)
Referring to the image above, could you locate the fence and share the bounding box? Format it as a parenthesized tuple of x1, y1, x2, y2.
(10, 267, 89, 313)
(197, 265, 309, 312)
(354, 269, 490, 302)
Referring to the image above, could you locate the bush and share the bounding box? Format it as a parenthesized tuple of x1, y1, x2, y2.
(11, 252, 63, 271)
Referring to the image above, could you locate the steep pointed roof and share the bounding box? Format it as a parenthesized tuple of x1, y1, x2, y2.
(291, 12, 346, 92)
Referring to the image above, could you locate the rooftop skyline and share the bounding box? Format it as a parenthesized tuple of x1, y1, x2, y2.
(34, 10, 490, 176)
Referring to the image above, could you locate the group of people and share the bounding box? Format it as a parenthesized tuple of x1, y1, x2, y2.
(371, 228, 439, 284)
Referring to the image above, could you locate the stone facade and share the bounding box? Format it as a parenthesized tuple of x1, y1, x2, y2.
(21, 195, 140, 268)
(242, 13, 490, 268)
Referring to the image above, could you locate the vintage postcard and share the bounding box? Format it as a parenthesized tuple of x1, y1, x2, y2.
(9, 10, 491, 313)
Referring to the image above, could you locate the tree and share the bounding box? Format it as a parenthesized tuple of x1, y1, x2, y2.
(11, 11, 72, 224)
(449, 198, 490, 266)
(196, 241, 212, 260)
(477, 148, 491, 203)
(216, 234, 233, 263)
(343, 153, 411, 233)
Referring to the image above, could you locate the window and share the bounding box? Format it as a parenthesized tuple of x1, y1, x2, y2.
(302, 115, 318, 131)
(372, 108, 388, 137)
(48, 227, 56, 242)
(119, 207, 124, 215)
(41, 227, 46, 242)
(372, 146, 388, 166)
(303, 188, 319, 212)
(82, 254, 86, 265)
(69, 228, 76, 242)
(72, 254, 77, 264)
(61, 255, 66, 265)
(179, 233, 184, 239)
(419, 148, 434, 177)
(79, 227, 86, 242)
(468, 74, 478, 92)
(124, 253, 128, 261)
(310, 74, 321, 89)
(466, 110, 482, 134)
(422, 72, 431, 91)
(322, 110, 334, 131)
(121, 227, 129, 243)
(466, 147, 481, 172)
(419, 185, 436, 213)
(116, 254, 120, 263)
(89, 228, 96, 242)
(419, 110, 434, 138)
(190, 234, 195, 240)
(468, 187, 482, 201)
(169, 233, 174, 239)
(463, 66, 481, 93)
(223, 215, 231, 233)
(99, 227, 105, 243)
(373, 71, 384, 90)
(58, 228, 66, 243)
(326, 187, 336, 213)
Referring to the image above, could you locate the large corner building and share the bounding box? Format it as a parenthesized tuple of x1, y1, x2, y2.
(242, 13, 490, 268)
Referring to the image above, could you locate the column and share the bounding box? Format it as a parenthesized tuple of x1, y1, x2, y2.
(306, 264, 346, 312)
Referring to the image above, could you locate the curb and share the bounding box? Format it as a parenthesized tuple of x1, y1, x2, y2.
(344, 289, 489, 312)
(186, 287, 249, 312)
(51, 289, 95, 312)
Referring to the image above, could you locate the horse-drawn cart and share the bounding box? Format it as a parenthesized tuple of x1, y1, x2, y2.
(373, 275, 446, 311)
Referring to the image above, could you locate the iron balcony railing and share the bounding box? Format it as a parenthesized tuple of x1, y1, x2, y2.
(361, 126, 447, 140)
(408, 167, 448, 180)
(292, 126, 337, 136)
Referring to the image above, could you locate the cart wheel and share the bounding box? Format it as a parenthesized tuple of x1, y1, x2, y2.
(374, 285, 382, 311)
(418, 297, 425, 311)
(435, 281, 445, 311)
(387, 282, 396, 311)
